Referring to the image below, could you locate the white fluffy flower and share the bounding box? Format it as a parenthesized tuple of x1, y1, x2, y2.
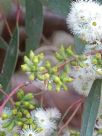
(46, 108, 61, 120)
(67, 0, 102, 43)
(20, 126, 38, 136)
(31, 108, 57, 136)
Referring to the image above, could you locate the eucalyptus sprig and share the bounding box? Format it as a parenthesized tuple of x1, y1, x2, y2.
(21, 46, 91, 92)
(1, 89, 36, 133)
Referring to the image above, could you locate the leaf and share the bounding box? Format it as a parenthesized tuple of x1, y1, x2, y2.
(25, 0, 43, 52)
(81, 79, 102, 136)
(74, 36, 86, 54)
(41, 0, 71, 17)
(0, 26, 19, 90)
(0, 38, 8, 50)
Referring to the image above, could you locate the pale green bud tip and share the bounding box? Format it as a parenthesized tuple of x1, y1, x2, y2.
(44, 73, 50, 79)
(45, 61, 51, 68)
(38, 53, 44, 60)
(33, 56, 39, 64)
(29, 74, 35, 80)
(21, 64, 30, 71)
(30, 50, 35, 60)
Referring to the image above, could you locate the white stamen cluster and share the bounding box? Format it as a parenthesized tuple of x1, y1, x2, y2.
(67, 0, 102, 43)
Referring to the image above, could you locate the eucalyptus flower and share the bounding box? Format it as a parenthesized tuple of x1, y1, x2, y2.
(67, 0, 102, 43)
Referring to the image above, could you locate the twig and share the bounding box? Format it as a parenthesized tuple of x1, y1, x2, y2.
(3, 15, 12, 37)
(58, 102, 82, 135)
(58, 98, 82, 125)
(0, 88, 15, 107)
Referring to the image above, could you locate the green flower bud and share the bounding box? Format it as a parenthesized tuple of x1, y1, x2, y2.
(32, 56, 39, 64)
(70, 61, 78, 66)
(29, 104, 35, 110)
(24, 56, 32, 65)
(53, 76, 61, 84)
(15, 102, 21, 107)
(48, 83, 52, 91)
(44, 73, 50, 80)
(37, 74, 45, 80)
(56, 84, 61, 92)
(16, 121, 23, 127)
(62, 84, 68, 91)
(23, 93, 34, 100)
(27, 118, 33, 124)
(55, 52, 63, 61)
(92, 58, 97, 64)
(52, 67, 58, 73)
(17, 89, 24, 99)
(14, 134, 19, 136)
(17, 112, 22, 118)
(23, 124, 28, 129)
(96, 53, 101, 59)
(45, 61, 51, 69)
(29, 73, 35, 80)
(23, 101, 30, 107)
(2, 113, 8, 120)
(21, 64, 31, 72)
(12, 109, 17, 115)
(66, 77, 73, 82)
(29, 51, 35, 60)
(31, 65, 37, 72)
(39, 67, 46, 72)
(38, 53, 44, 60)
(66, 46, 74, 56)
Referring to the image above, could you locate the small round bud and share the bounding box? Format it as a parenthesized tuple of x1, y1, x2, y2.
(45, 61, 51, 69)
(38, 53, 44, 60)
(29, 73, 35, 80)
(92, 58, 97, 64)
(39, 67, 46, 72)
(24, 93, 33, 100)
(2, 113, 8, 120)
(32, 56, 39, 64)
(12, 109, 17, 115)
(16, 121, 23, 127)
(17, 112, 22, 117)
(44, 73, 50, 80)
(48, 83, 52, 90)
(29, 104, 35, 110)
(52, 67, 58, 73)
(15, 102, 21, 107)
(66, 46, 74, 56)
(17, 89, 24, 99)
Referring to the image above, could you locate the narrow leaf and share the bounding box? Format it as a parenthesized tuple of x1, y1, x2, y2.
(81, 79, 102, 136)
(0, 26, 19, 90)
(74, 36, 86, 54)
(25, 0, 43, 52)
(0, 37, 8, 50)
(42, 0, 71, 17)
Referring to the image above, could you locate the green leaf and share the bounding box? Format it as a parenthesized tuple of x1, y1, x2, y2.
(74, 36, 86, 54)
(81, 79, 102, 136)
(0, 26, 19, 90)
(25, 0, 43, 52)
(0, 38, 8, 50)
(41, 0, 71, 17)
